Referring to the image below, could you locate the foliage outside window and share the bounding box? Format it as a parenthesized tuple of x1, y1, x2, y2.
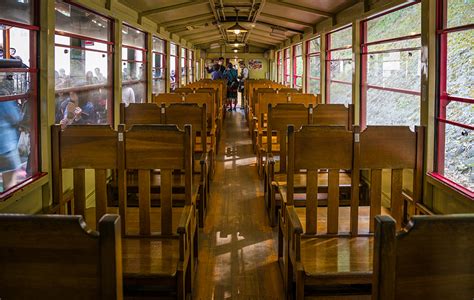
(283, 48, 290, 86)
(306, 37, 321, 95)
(180, 47, 187, 87)
(170, 43, 178, 91)
(54, 1, 113, 127)
(122, 24, 147, 104)
(292, 44, 303, 89)
(435, 0, 474, 195)
(361, 2, 422, 127)
(326, 26, 353, 104)
(188, 50, 194, 83)
(152, 36, 166, 95)
(0, 0, 40, 196)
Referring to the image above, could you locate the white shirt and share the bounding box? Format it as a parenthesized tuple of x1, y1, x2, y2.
(122, 87, 135, 106)
(241, 67, 249, 80)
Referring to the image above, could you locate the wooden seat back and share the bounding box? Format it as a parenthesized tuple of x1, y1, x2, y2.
(355, 126, 424, 232)
(287, 93, 319, 106)
(120, 103, 161, 127)
(153, 93, 185, 105)
(118, 124, 192, 236)
(373, 214, 474, 300)
(267, 103, 314, 172)
(174, 88, 194, 94)
(0, 214, 122, 299)
(278, 88, 301, 94)
(51, 125, 117, 227)
(313, 104, 353, 129)
(185, 92, 215, 129)
(162, 103, 207, 155)
(287, 125, 354, 235)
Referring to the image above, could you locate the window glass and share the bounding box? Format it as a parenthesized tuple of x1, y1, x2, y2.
(329, 26, 352, 49)
(308, 38, 320, 53)
(294, 44, 302, 56)
(54, 1, 113, 126)
(446, 29, 474, 99)
(152, 36, 166, 95)
(442, 124, 473, 191)
(363, 3, 421, 127)
(0, 10, 39, 196)
(366, 3, 421, 43)
(436, 0, 473, 193)
(180, 48, 187, 86)
(327, 26, 353, 104)
(188, 50, 194, 83)
(55, 0, 111, 41)
(122, 25, 146, 49)
(447, 0, 474, 28)
(170, 43, 178, 90)
(122, 24, 146, 104)
(284, 48, 290, 85)
(307, 37, 321, 95)
(0, 0, 34, 25)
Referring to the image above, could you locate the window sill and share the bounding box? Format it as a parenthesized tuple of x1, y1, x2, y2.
(427, 172, 474, 201)
(0, 173, 48, 202)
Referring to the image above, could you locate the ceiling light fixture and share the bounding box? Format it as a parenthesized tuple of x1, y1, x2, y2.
(232, 48, 239, 53)
(226, 8, 248, 35)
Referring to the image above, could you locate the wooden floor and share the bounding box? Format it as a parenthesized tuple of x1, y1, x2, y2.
(193, 108, 286, 299)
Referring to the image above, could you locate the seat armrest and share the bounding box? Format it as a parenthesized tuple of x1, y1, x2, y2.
(286, 205, 303, 235)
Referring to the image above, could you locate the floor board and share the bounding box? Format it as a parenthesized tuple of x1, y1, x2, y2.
(193, 109, 286, 299)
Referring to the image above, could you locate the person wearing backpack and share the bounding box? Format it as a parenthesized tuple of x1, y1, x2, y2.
(224, 63, 238, 111)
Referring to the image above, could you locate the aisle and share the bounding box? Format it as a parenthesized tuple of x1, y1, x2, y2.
(193, 109, 285, 299)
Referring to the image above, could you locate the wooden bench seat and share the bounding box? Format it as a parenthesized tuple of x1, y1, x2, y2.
(0, 214, 122, 299)
(301, 236, 373, 283)
(280, 125, 425, 299)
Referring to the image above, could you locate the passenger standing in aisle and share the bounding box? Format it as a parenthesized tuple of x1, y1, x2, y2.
(224, 63, 238, 111)
(211, 64, 223, 80)
(239, 61, 249, 109)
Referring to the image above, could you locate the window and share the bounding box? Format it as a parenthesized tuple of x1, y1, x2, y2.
(0, 1, 40, 196)
(306, 37, 321, 94)
(180, 47, 187, 87)
(188, 50, 194, 83)
(326, 26, 353, 104)
(361, 2, 421, 127)
(277, 51, 282, 83)
(122, 24, 146, 104)
(435, 0, 474, 195)
(152, 36, 166, 96)
(283, 48, 291, 86)
(54, 0, 113, 126)
(293, 44, 303, 89)
(170, 43, 178, 91)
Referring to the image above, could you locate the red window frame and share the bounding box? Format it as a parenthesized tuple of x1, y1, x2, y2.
(360, 2, 422, 128)
(283, 48, 291, 86)
(0, 3, 45, 200)
(306, 37, 321, 94)
(292, 44, 303, 89)
(433, 0, 474, 197)
(325, 25, 353, 104)
(152, 36, 167, 96)
(54, 1, 114, 123)
(170, 43, 179, 90)
(122, 24, 147, 103)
